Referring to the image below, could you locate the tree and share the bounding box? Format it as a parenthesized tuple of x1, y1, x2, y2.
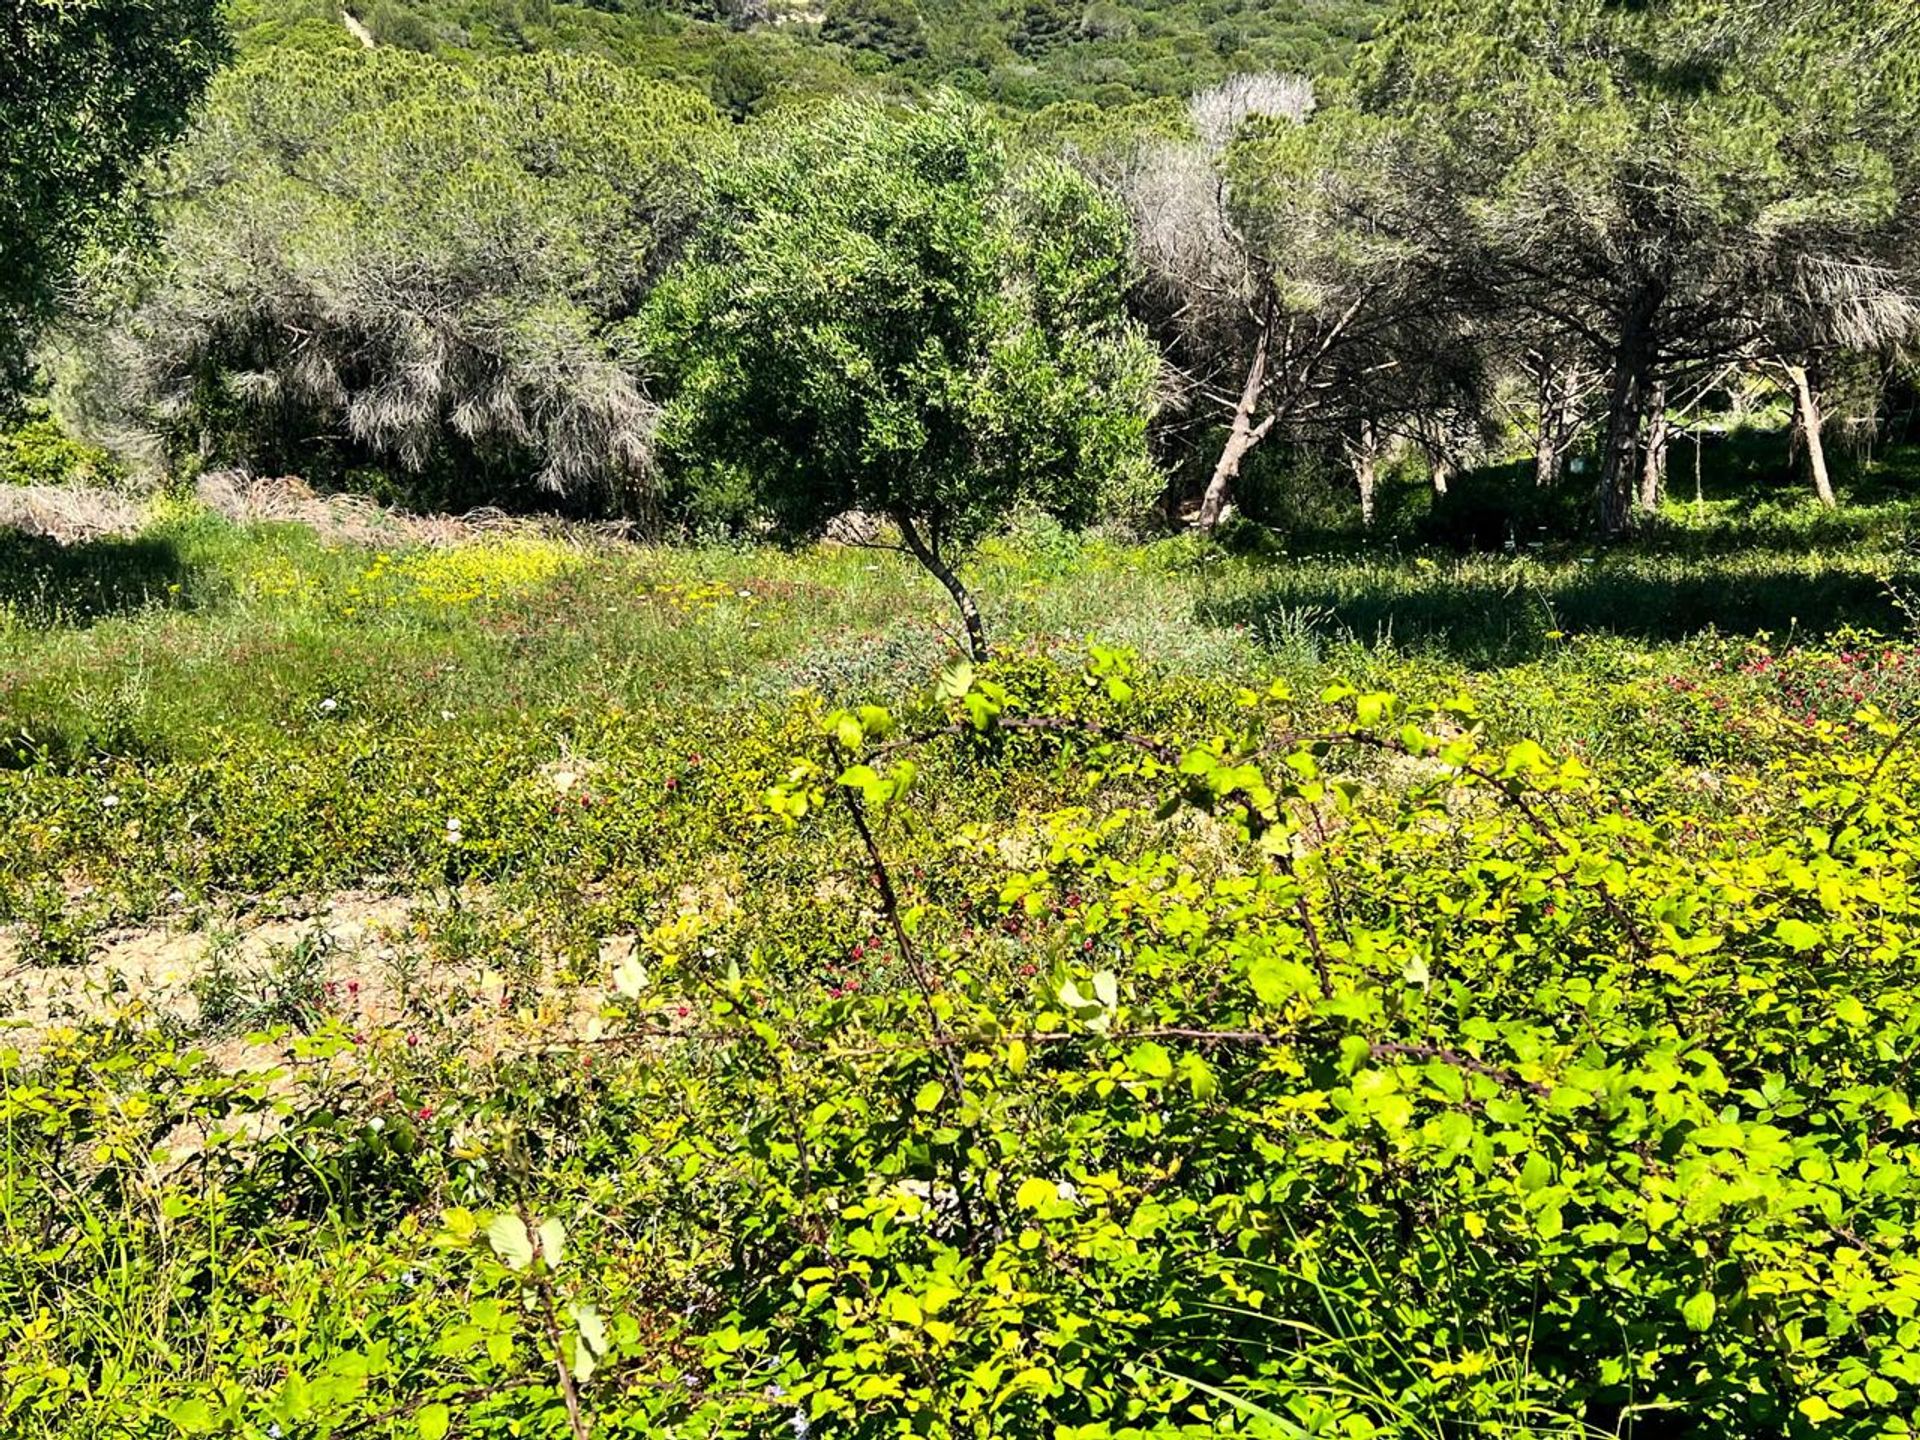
(820, 0, 930, 64)
(70, 49, 718, 510)
(1748, 254, 1920, 508)
(647, 97, 1158, 660)
(1109, 77, 1471, 531)
(0, 0, 227, 392)
(1344, 0, 1920, 534)
(1011, 0, 1076, 59)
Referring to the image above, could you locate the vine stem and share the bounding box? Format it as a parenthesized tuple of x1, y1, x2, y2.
(821, 1026, 1549, 1098)
(872, 713, 1177, 764)
(830, 746, 970, 1101)
(520, 1200, 592, 1440)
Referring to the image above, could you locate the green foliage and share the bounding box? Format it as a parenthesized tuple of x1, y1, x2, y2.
(12, 606, 1920, 1435)
(70, 47, 720, 508)
(1321, 0, 1920, 530)
(222, 0, 1386, 111)
(0, 0, 228, 391)
(822, 0, 932, 64)
(0, 405, 125, 489)
(648, 95, 1158, 645)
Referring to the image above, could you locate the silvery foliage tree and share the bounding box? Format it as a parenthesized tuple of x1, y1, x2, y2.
(1105, 72, 1475, 530)
(70, 46, 717, 509)
(1109, 75, 1311, 522)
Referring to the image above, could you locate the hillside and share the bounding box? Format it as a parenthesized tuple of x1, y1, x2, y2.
(226, 0, 1390, 109)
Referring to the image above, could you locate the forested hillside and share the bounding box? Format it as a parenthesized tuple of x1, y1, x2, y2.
(227, 0, 1387, 110)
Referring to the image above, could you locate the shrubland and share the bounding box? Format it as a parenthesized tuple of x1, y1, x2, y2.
(8, 493, 1920, 1436)
(10, 0, 1920, 1435)
(218, 0, 1389, 113)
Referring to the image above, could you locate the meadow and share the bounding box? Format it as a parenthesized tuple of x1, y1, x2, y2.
(8, 462, 1920, 1437)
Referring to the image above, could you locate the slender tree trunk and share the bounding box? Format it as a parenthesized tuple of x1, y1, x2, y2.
(1429, 448, 1452, 497)
(1197, 303, 1274, 533)
(1637, 379, 1668, 514)
(1535, 362, 1567, 488)
(1346, 418, 1380, 528)
(1597, 358, 1646, 538)
(894, 512, 988, 662)
(1785, 364, 1837, 509)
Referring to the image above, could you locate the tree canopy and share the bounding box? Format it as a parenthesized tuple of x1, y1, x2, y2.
(0, 0, 228, 392)
(1336, 0, 1920, 530)
(646, 96, 1159, 656)
(71, 48, 720, 511)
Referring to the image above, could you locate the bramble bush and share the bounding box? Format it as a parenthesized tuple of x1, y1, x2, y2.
(7, 648, 1920, 1437)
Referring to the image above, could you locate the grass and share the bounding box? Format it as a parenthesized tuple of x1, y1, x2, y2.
(4, 467, 1918, 767)
(0, 463, 1913, 935)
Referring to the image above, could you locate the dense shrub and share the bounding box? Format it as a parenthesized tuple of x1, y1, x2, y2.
(10, 646, 1920, 1436)
(68, 49, 719, 512)
(0, 405, 125, 488)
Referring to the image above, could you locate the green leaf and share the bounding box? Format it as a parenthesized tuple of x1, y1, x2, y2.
(1682, 1291, 1716, 1333)
(914, 1080, 945, 1112)
(537, 1216, 566, 1269)
(573, 1304, 608, 1357)
(167, 1399, 216, 1435)
(1129, 1040, 1173, 1078)
(486, 1213, 533, 1270)
(1015, 1177, 1058, 1210)
(417, 1403, 452, 1440)
(1248, 955, 1310, 1006)
(937, 660, 974, 700)
(1775, 918, 1821, 952)
(1517, 1152, 1553, 1194)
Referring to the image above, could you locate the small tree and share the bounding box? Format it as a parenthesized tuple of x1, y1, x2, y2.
(0, 0, 227, 392)
(648, 97, 1158, 661)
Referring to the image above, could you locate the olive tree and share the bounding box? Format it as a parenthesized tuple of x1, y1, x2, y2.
(647, 96, 1158, 660)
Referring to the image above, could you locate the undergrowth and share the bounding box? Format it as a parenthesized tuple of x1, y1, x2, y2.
(6, 496, 1920, 1437)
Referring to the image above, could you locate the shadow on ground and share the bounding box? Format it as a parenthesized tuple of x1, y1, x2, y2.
(0, 529, 193, 625)
(1202, 561, 1917, 667)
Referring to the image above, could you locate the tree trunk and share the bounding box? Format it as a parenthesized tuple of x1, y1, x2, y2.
(1598, 289, 1661, 538)
(1534, 442, 1562, 490)
(1637, 379, 1668, 514)
(1535, 364, 1565, 488)
(1197, 305, 1274, 533)
(1785, 364, 1837, 509)
(1429, 449, 1452, 497)
(1346, 419, 1380, 528)
(1597, 357, 1645, 538)
(894, 512, 988, 662)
